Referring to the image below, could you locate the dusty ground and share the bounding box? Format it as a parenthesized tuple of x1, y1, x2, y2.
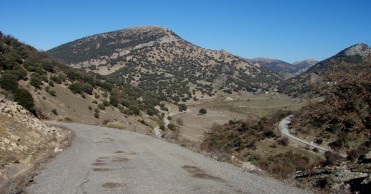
(173, 91, 308, 144)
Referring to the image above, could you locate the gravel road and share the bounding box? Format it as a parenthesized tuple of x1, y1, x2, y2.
(26, 122, 309, 194)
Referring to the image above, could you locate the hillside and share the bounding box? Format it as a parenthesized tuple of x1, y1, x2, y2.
(244, 58, 317, 77)
(280, 43, 371, 97)
(48, 26, 282, 101)
(0, 31, 160, 131)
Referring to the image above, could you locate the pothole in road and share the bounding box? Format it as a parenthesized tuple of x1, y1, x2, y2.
(93, 168, 112, 172)
(111, 157, 128, 163)
(102, 182, 125, 188)
(114, 150, 125, 153)
(92, 162, 105, 165)
(182, 165, 224, 182)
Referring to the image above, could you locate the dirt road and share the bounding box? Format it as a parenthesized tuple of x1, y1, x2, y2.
(26, 122, 308, 194)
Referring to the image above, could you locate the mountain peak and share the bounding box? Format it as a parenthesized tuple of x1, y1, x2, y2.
(343, 43, 370, 58)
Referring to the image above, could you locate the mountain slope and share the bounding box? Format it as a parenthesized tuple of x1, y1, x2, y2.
(280, 43, 371, 97)
(281, 43, 371, 162)
(0, 31, 159, 130)
(48, 26, 282, 100)
(244, 58, 317, 76)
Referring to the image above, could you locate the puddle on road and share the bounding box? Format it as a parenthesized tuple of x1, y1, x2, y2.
(182, 165, 225, 182)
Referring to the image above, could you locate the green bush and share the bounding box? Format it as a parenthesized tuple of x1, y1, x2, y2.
(69, 82, 82, 94)
(14, 88, 34, 110)
(178, 104, 187, 112)
(168, 123, 176, 131)
(30, 73, 43, 89)
(199, 108, 207, 115)
(41, 58, 54, 72)
(82, 82, 93, 94)
(0, 73, 18, 91)
(109, 95, 119, 107)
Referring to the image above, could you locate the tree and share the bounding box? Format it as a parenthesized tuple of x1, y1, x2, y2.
(0, 73, 18, 91)
(199, 108, 207, 115)
(14, 88, 34, 110)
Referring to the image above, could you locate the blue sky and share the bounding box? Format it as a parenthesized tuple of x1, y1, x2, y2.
(1, 0, 370, 63)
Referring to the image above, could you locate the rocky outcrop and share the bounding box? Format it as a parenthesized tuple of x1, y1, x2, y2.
(0, 97, 71, 193)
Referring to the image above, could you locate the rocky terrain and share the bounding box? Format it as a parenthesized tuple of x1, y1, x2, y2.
(48, 26, 282, 102)
(0, 97, 72, 193)
(244, 57, 317, 78)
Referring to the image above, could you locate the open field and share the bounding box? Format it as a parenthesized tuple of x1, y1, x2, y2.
(173, 91, 308, 144)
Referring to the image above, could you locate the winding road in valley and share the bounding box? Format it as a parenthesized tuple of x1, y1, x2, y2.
(26, 122, 308, 194)
(278, 115, 330, 152)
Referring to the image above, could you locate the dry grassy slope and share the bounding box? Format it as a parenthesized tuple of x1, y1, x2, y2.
(48, 26, 282, 94)
(22, 80, 152, 134)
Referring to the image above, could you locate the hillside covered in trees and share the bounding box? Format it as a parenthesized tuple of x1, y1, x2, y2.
(48, 26, 282, 103)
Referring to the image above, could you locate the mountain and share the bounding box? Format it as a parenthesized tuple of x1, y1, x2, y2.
(281, 43, 371, 157)
(280, 43, 371, 97)
(244, 57, 317, 76)
(48, 26, 282, 100)
(292, 59, 317, 74)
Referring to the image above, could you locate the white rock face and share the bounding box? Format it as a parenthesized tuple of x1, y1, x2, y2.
(0, 97, 68, 163)
(344, 44, 371, 60)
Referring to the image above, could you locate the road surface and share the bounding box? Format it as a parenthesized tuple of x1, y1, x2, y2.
(278, 115, 330, 152)
(26, 122, 308, 194)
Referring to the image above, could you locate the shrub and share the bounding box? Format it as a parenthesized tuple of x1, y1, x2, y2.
(14, 88, 34, 110)
(277, 137, 289, 146)
(30, 73, 43, 89)
(159, 125, 165, 130)
(51, 109, 58, 115)
(106, 121, 126, 129)
(324, 151, 341, 165)
(98, 103, 105, 110)
(0, 73, 18, 91)
(168, 123, 176, 131)
(69, 82, 82, 94)
(109, 95, 119, 107)
(41, 58, 54, 72)
(94, 112, 99, 118)
(199, 108, 207, 115)
(82, 82, 93, 94)
(178, 104, 187, 112)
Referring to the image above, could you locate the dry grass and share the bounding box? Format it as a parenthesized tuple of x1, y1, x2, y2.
(106, 121, 126, 130)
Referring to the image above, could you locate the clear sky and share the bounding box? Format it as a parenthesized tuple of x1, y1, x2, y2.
(1, 0, 370, 63)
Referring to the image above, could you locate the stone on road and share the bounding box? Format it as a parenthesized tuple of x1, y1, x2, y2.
(26, 122, 309, 194)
